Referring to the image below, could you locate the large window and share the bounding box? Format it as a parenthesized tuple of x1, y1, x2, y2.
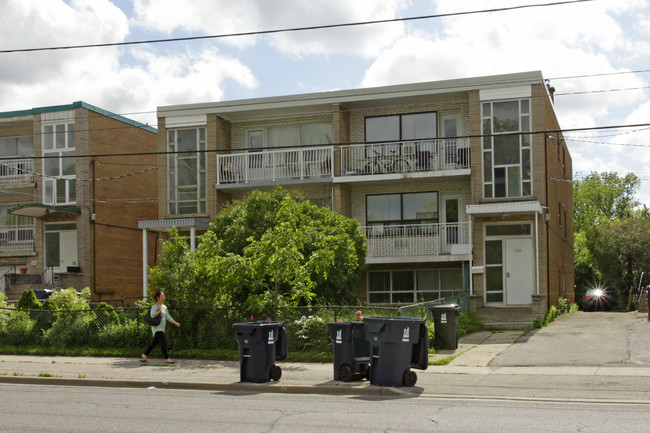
(168, 128, 206, 215)
(246, 122, 332, 149)
(0, 137, 33, 157)
(482, 100, 532, 198)
(365, 112, 437, 157)
(366, 192, 438, 232)
(367, 268, 464, 304)
(43, 123, 76, 205)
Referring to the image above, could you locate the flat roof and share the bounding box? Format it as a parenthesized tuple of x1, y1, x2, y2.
(0, 101, 157, 133)
(158, 71, 545, 120)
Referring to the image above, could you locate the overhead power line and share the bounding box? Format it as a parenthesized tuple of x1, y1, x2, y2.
(0, 0, 593, 54)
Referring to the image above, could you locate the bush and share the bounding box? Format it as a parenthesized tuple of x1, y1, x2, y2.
(95, 319, 150, 348)
(0, 311, 41, 346)
(42, 312, 96, 347)
(93, 302, 121, 328)
(16, 290, 42, 310)
(285, 315, 331, 352)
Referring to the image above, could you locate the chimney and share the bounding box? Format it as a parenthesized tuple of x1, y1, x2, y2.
(545, 79, 556, 103)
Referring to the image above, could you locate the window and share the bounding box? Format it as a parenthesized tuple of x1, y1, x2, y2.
(246, 122, 332, 149)
(0, 137, 33, 157)
(482, 100, 531, 198)
(365, 112, 437, 156)
(366, 192, 438, 233)
(168, 128, 206, 215)
(367, 268, 464, 304)
(43, 123, 75, 205)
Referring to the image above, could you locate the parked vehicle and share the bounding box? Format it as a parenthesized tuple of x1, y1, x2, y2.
(583, 288, 617, 311)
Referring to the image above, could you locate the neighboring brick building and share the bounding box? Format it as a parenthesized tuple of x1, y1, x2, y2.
(146, 71, 573, 325)
(0, 102, 158, 304)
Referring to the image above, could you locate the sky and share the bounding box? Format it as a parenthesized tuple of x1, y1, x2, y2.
(2, 0, 650, 204)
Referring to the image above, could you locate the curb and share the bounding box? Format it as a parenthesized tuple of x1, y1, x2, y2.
(0, 375, 409, 397)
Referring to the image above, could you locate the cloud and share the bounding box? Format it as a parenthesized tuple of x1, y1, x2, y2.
(0, 0, 257, 124)
(131, 0, 408, 57)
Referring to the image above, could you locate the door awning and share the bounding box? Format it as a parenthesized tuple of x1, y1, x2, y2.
(466, 201, 544, 217)
(8, 203, 81, 218)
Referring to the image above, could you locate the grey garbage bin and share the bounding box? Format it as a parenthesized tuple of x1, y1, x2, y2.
(327, 321, 370, 382)
(363, 317, 428, 387)
(429, 304, 462, 350)
(233, 321, 288, 383)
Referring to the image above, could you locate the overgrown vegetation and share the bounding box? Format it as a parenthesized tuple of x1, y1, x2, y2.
(533, 298, 579, 328)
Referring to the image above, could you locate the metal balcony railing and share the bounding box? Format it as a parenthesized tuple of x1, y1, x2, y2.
(217, 146, 334, 185)
(0, 158, 34, 183)
(363, 222, 470, 258)
(341, 139, 470, 176)
(0, 225, 35, 253)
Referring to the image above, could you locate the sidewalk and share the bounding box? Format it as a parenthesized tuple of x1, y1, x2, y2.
(1, 312, 649, 402)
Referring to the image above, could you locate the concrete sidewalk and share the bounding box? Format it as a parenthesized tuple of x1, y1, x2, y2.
(1, 312, 649, 402)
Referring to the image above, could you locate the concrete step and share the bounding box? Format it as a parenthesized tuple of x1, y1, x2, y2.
(475, 307, 536, 330)
(4, 283, 48, 303)
(638, 293, 649, 313)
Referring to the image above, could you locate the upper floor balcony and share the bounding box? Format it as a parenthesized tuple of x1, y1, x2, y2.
(0, 224, 35, 255)
(363, 222, 471, 264)
(217, 146, 333, 187)
(340, 139, 470, 179)
(0, 158, 34, 184)
(215, 138, 470, 188)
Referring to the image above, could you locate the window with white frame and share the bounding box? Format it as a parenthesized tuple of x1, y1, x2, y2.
(482, 100, 532, 198)
(43, 123, 76, 205)
(366, 192, 438, 234)
(365, 112, 437, 156)
(168, 128, 207, 215)
(246, 122, 332, 149)
(367, 268, 463, 304)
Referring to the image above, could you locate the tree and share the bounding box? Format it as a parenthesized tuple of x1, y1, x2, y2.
(587, 218, 650, 307)
(573, 172, 640, 233)
(148, 188, 367, 316)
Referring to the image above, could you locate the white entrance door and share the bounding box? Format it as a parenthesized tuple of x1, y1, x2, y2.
(45, 229, 77, 272)
(505, 238, 534, 304)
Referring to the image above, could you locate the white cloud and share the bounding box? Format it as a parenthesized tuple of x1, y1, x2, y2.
(0, 0, 257, 124)
(131, 0, 409, 57)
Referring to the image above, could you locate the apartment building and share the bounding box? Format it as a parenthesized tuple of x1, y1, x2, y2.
(0, 102, 158, 304)
(147, 71, 573, 323)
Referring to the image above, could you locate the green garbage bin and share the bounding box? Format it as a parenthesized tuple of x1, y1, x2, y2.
(233, 321, 288, 383)
(429, 304, 461, 350)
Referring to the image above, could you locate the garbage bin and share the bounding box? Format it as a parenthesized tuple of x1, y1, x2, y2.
(429, 304, 462, 350)
(363, 317, 428, 387)
(327, 321, 370, 382)
(232, 321, 288, 383)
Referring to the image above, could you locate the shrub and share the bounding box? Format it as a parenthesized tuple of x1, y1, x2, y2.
(95, 319, 150, 348)
(42, 312, 97, 347)
(93, 302, 120, 328)
(285, 315, 331, 352)
(0, 311, 41, 345)
(16, 290, 42, 310)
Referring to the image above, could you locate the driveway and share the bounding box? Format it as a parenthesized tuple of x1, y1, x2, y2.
(490, 311, 650, 367)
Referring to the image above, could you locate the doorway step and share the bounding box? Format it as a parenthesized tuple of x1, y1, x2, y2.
(475, 306, 536, 330)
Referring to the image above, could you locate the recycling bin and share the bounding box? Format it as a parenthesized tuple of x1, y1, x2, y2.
(429, 304, 462, 350)
(363, 317, 428, 387)
(232, 321, 288, 383)
(327, 321, 370, 382)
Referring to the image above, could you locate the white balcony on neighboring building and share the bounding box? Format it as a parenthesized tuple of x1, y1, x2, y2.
(0, 225, 35, 254)
(339, 139, 470, 179)
(0, 158, 34, 183)
(217, 146, 334, 187)
(363, 222, 471, 263)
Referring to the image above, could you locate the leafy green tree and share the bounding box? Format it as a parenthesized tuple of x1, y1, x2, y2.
(148, 188, 367, 316)
(587, 218, 650, 308)
(573, 172, 640, 233)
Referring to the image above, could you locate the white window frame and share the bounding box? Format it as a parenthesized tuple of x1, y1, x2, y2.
(42, 123, 76, 205)
(167, 127, 207, 216)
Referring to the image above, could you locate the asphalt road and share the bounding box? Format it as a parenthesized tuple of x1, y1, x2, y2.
(491, 311, 650, 367)
(4, 384, 650, 433)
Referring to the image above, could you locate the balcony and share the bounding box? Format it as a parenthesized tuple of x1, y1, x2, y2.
(340, 139, 470, 178)
(217, 146, 333, 187)
(0, 158, 34, 183)
(0, 225, 35, 254)
(363, 222, 471, 263)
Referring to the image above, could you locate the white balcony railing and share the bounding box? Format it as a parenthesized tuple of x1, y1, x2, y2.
(363, 222, 470, 259)
(217, 146, 333, 185)
(0, 225, 35, 253)
(0, 158, 34, 183)
(341, 139, 470, 176)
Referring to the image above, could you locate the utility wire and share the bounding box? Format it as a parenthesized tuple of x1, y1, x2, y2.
(0, 1, 593, 54)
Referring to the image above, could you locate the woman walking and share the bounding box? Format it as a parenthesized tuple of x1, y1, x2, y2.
(141, 291, 180, 364)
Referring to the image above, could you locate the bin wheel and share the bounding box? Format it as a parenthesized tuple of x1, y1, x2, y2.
(403, 370, 417, 387)
(338, 364, 353, 382)
(433, 336, 444, 350)
(270, 365, 282, 381)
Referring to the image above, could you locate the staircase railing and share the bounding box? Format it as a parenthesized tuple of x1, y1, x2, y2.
(0, 265, 16, 295)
